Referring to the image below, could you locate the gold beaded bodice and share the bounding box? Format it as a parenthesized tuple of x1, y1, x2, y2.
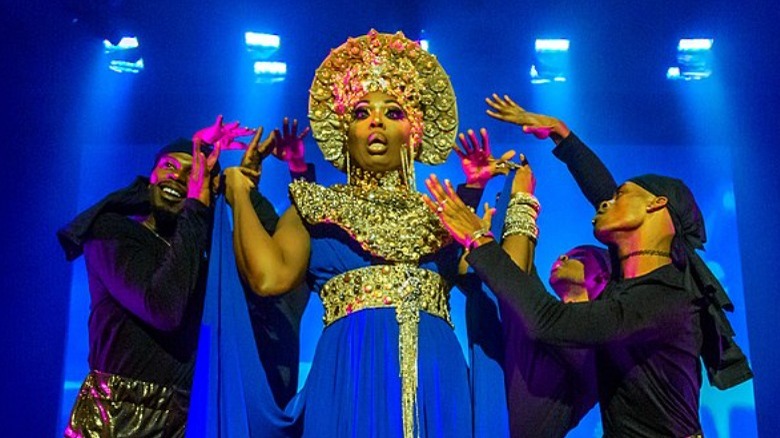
(289, 180, 451, 263)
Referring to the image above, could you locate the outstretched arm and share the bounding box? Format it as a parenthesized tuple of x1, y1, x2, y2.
(552, 134, 617, 209)
(486, 94, 617, 209)
(465, 241, 684, 347)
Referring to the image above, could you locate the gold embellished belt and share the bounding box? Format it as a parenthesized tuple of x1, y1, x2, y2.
(320, 264, 451, 326)
(320, 264, 451, 438)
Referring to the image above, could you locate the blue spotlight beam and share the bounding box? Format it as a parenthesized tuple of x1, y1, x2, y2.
(531, 38, 570, 84)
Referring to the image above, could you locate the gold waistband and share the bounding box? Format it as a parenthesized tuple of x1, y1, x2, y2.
(320, 264, 452, 437)
(319, 264, 451, 326)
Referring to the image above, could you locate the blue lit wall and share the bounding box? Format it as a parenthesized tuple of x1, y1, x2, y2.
(5, 1, 778, 436)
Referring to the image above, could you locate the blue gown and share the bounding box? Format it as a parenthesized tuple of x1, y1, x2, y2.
(291, 181, 472, 438)
(188, 181, 508, 438)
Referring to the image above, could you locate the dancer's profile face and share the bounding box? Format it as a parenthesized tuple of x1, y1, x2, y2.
(549, 253, 587, 295)
(549, 249, 609, 301)
(346, 92, 412, 173)
(592, 182, 656, 242)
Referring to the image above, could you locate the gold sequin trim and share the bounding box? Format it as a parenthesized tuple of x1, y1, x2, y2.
(289, 180, 452, 263)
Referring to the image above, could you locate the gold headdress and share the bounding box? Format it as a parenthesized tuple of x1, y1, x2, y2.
(308, 30, 458, 172)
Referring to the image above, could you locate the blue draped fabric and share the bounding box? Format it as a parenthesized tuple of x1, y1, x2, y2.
(187, 191, 511, 437)
(187, 199, 300, 438)
(465, 171, 514, 438)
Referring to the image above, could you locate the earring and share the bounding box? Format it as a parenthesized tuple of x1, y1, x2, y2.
(346, 151, 351, 185)
(402, 139, 416, 191)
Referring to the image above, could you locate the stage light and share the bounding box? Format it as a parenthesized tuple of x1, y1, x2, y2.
(245, 32, 285, 83)
(253, 61, 287, 83)
(419, 39, 430, 52)
(109, 58, 145, 74)
(667, 38, 714, 81)
(534, 39, 570, 52)
(245, 31, 280, 61)
(666, 66, 682, 80)
(678, 38, 714, 51)
(103, 36, 143, 74)
(530, 39, 570, 84)
(103, 36, 139, 52)
(245, 32, 280, 49)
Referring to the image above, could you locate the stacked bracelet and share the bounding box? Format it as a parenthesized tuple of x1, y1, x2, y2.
(507, 192, 541, 214)
(465, 228, 495, 251)
(502, 192, 541, 243)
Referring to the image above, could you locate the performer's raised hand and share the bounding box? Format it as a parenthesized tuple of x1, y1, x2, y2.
(193, 115, 255, 151)
(272, 117, 310, 173)
(422, 174, 495, 248)
(485, 94, 570, 142)
(453, 128, 516, 188)
(239, 126, 276, 185)
(187, 145, 213, 206)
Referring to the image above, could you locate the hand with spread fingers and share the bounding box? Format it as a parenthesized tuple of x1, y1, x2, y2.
(272, 117, 311, 173)
(225, 127, 276, 206)
(485, 93, 571, 142)
(422, 174, 496, 250)
(187, 143, 217, 207)
(239, 126, 277, 181)
(453, 127, 516, 189)
(193, 115, 256, 150)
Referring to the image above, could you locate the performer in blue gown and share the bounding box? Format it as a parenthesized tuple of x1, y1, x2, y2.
(221, 30, 503, 438)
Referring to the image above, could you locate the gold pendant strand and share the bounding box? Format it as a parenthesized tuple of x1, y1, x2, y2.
(396, 265, 422, 438)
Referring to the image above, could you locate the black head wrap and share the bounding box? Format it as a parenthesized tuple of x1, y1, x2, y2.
(153, 137, 221, 177)
(628, 174, 753, 389)
(58, 138, 220, 261)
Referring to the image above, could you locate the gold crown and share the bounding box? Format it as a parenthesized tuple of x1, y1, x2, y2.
(309, 30, 458, 171)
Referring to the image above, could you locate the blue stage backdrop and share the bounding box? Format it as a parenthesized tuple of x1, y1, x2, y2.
(10, 1, 776, 436)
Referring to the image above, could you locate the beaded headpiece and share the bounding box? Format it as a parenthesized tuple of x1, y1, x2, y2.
(308, 30, 458, 171)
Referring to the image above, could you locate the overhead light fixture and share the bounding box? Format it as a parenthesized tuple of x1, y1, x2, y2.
(245, 32, 280, 61)
(103, 36, 139, 52)
(678, 38, 714, 51)
(245, 32, 280, 50)
(253, 61, 287, 83)
(530, 38, 569, 84)
(109, 58, 144, 74)
(667, 38, 714, 81)
(245, 32, 284, 83)
(103, 36, 143, 74)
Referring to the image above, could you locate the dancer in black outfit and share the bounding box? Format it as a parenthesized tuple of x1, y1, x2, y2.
(423, 95, 751, 437)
